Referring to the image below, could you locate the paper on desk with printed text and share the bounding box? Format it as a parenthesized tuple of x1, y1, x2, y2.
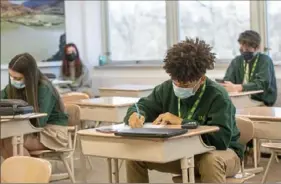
(96, 123, 164, 132)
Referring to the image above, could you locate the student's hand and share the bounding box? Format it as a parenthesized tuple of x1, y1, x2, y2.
(128, 112, 145, 128)
(153, 112, 182, 125)
(221, 81, 242, 93)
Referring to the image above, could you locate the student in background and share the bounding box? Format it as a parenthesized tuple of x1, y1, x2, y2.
(58, 43, 93, 97)
(0, 53, 69, 158)
(222, 30, 277, 106)
(124, 38, 243, 183)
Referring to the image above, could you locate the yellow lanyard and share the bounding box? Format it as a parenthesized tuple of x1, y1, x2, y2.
(178, 81, 206, 120)
(243, 54, 259, 83)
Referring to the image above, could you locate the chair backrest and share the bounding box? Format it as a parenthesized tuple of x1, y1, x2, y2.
(61, 92, 90, 103)
(1, 156, 51, 183)
(65, 103, 80, 152)
(65, 103, 81, 127)
(236, 117, 255, 145)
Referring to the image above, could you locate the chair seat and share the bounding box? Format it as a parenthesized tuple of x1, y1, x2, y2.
(261, 143, 281, 150)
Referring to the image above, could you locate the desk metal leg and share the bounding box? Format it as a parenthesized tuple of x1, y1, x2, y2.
(244, 138, 264, 174)
(19, 135, 24, 156)
(180, 157, 189, 183)
(113, 159, 119, 183)
(79, 137, 88, 183)
(261, 151, 275, 184)
(11, 136, 18, 156)
(188, 157, 195, 183)
(107, 158, 113, 183)
(253, 138, 258, 168)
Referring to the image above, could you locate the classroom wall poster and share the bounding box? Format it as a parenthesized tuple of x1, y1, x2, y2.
(1, 0, 66, 64)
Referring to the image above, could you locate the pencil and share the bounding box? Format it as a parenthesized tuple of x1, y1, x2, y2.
(134, 103, 141, 118)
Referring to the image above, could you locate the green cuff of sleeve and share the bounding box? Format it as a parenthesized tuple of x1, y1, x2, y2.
(242, 83, 256, 92)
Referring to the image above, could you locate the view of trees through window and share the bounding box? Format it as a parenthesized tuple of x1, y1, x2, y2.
(179, 1, 250, 60)
(267, 1, 281, 61)
(108, 1, 280, 62)
(108, 1, 167, 61)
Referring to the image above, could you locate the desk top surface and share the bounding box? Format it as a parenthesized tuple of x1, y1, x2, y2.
(99, 84, 155, 91)
(236, 107, 281, 120)
(75, 96, 140, 107)
(51, 79, 73, 85)
(229, 90, 263, 97)
(78, 125, 219, 141)
(0, 113, 47, 122)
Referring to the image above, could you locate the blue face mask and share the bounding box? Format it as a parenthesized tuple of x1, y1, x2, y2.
(10, 77, 25, 89)
(173, 83, 195, 99)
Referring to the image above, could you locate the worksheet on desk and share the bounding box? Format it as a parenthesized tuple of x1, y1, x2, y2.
(97, 123, 164, 132)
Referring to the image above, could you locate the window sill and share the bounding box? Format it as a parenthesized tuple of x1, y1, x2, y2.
(95, 61, 281, 70)
(1, 61, 61, 70)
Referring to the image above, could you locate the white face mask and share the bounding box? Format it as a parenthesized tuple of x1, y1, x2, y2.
(172, 79, 201, 99)
(173, 83, 194, 99)
(10, 77, 25, 89)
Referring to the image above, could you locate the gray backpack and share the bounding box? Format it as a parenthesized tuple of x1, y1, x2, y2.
(0, 99, 34, 116)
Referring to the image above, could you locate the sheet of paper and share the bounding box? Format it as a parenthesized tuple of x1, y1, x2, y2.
(96, 123, 164, 132)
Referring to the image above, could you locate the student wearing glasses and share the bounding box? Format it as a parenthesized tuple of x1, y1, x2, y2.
(124, 38, 243, 183)
(222, 30, 277, 106)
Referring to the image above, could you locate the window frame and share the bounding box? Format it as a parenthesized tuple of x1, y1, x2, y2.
(101, 0, 273, 66)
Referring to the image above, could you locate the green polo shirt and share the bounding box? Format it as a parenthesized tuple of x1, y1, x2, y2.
(223, 53, 277, 106)
(124, 78, 244, 159)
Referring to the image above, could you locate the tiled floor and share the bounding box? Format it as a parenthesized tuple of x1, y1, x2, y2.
(52, 153, 281, 183)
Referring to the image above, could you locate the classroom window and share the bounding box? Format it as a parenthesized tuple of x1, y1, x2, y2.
(267, 1, 281, 61)
(179, 1, 250, 61)
(108, 1, 167, 61)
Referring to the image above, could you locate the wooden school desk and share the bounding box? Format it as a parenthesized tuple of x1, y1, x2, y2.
(74, 96, 139, 123)
(229, 90, 264, 108)
(78, 125, 219, 183)
(236, 107, 281, 174)
(51, 79, 73, 85)
(0, 113, 46, 156)
(99, 84, 155, 98)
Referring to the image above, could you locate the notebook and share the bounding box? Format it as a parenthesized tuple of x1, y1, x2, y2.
(114, 128, 188, 138)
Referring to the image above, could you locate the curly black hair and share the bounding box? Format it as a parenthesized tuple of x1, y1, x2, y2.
(163, 37, 216, 83)
(238, 30, 261, 49)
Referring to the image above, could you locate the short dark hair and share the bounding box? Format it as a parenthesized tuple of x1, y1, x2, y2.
(163, 37, 216, 82)
(238, 30, 261, 49)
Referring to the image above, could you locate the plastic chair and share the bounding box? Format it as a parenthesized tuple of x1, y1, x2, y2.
(1, 156, 52, 183)
(172, 117, 255, 183)
(29, 104, 79, 183)
(61, 92, 90, 104)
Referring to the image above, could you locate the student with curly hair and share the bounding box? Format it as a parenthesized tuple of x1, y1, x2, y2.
(124, 38, 243, 183)
(222, 30, 277, 106)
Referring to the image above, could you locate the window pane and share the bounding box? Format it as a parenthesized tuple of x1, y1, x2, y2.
(179, 1, 250, 60)
(267, 1, 281, 61)
(108, 1, 167, 61)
